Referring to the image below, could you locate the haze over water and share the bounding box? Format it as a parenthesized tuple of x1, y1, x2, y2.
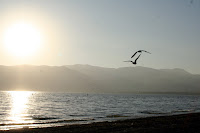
(0, 91, 200, 130)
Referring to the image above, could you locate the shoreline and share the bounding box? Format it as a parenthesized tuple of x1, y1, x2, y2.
(2, 112, 200, 133)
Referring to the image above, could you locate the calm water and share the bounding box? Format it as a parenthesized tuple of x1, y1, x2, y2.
(0, 91, 200, 130)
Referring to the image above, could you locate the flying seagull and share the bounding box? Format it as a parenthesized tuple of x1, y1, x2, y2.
(131, 50, 151, 58)
(124, 54, 141, 65)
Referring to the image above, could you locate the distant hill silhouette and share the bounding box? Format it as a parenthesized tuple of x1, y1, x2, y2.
(0, 64, 199, 94)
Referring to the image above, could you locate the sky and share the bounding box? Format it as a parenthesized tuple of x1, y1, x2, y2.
(0, 0, 200, 74)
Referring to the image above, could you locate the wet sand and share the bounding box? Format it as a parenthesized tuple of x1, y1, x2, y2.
(2, 112, 200, 133)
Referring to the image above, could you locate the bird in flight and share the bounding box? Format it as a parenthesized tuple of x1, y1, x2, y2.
(124, 54, 141, 65)
(131, 50, 151, 58)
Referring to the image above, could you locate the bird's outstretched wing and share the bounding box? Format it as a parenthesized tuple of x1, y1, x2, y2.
(131, 50, 151, 58)
(141, 50, 151, 54)
(131, 52, 138, 58)
(135, 54, 141, 63)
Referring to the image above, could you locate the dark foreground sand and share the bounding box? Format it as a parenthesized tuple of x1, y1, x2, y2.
(2, 113, 200, 133)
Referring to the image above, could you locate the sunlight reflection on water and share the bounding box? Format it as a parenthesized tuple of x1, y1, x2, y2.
(8, 91, 33, 124)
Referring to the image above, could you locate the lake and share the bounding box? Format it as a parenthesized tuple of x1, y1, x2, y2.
(0, 91, 199, 130)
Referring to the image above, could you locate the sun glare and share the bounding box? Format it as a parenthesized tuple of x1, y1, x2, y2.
(3, 22, 43, 58)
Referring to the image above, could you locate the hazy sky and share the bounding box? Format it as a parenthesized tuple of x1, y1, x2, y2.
(0, 0, 200, 74)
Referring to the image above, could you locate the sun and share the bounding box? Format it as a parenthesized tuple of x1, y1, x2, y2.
(3, 22, 43, 58)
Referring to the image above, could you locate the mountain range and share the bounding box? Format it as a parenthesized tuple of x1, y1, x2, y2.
(0, 64, 199, 94)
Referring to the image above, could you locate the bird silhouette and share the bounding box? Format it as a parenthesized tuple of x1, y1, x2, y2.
(131, 50, 151, 58)
(124, 54, 141, 65)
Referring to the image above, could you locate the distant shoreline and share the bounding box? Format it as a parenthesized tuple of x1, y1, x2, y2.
(2, 91, 200, 96)
(3, 112, 200, 133)
(0, 65, 199, 93)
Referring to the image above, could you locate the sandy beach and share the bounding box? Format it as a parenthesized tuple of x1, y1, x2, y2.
(2, 112, 200, 133)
